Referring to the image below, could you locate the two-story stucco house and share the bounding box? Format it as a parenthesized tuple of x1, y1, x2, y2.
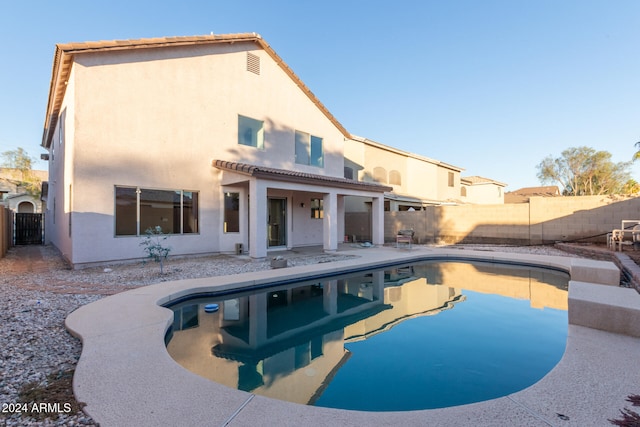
(41, 33, 392, 267)
(344, 136, 467, 211)
(460, 176, 507, 204)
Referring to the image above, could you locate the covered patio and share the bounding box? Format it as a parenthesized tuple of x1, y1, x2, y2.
(213, 160, 392, 259)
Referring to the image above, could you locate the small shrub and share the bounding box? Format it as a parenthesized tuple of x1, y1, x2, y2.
(609, 394, 640, 426)
(140, 226, 171, 274)
(18, 369, 84, 421)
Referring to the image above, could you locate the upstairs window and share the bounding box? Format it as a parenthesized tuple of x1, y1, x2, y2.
(448, 172, 454, 187)
(373, 167, 387, 184)
(389, 170, 401, 185)
(344, 166, 354, 180)
(295, 130, 323, 167)
(238, 115, 264, 149)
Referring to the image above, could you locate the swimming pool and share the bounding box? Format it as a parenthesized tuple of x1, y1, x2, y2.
(164, 260, 569, 411)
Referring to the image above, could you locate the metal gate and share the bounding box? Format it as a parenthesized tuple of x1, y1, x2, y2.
(15, 213, 43, 245)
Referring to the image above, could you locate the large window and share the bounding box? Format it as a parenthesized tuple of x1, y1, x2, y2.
(295, 130, 323, 167)
(115, 186, 199, 236)
(224, 192, 240, 233)
(238, 115, 264, 149)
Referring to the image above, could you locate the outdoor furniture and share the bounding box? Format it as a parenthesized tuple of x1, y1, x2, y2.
(396, 229, 414, 249)
(610, 220, 640, 251)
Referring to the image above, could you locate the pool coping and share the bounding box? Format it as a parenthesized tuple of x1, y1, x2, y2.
(65, 247, 640, 426)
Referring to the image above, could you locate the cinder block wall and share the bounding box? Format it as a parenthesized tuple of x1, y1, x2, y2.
(346, 195, 640, 245)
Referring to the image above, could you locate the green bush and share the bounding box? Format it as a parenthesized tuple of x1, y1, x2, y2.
(140, 226, 171, 274)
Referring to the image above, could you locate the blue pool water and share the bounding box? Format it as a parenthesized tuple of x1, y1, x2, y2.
(165, 260, 569, 411)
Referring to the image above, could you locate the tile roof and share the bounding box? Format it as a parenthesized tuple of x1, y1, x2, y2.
(504, 186, 561, 203)
(42, 33, 350, 148)
(213, 160, 392, 193)
(461, 175, 507, 186)
(507, 186, 561, 196)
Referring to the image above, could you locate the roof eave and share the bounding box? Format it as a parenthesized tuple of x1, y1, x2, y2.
(213, 160, 392, 193)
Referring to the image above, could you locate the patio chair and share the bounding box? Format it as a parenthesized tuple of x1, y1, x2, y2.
(396, 229, 414, 249)
(611, 226, 640, 251)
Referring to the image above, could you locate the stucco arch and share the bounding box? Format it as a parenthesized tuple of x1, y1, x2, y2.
(17, 201, 35, 213)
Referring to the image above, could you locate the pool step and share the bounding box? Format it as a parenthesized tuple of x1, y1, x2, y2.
(569, 281, 640, 337)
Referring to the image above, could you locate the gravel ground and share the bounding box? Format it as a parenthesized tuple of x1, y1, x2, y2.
(0, 243, 575, 426)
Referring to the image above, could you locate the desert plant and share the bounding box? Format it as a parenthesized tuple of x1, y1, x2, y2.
(140, 226, 171, 274)
(609, 394, 640, 426)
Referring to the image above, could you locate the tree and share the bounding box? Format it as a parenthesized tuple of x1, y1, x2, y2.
(536, 146, 632, 196)
(634, 140, 640, 162)
(622, 179, 640, 195)
(0, 147, 42, 199)
(1, 148, 34, 178)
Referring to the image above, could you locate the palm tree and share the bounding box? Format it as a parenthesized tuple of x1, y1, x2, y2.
(634, 140, 640, 161)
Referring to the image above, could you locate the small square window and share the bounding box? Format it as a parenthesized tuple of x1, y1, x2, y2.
(238, 115, 264, 149)
(311, 198, 323, 219)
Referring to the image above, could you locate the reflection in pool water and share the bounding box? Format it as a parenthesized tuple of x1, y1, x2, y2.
(165, 261, 569, 411)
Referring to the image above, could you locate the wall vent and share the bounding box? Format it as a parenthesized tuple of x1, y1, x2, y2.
(247, 52, 260, 75)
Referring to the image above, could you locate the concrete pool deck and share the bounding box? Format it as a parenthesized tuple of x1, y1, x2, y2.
(65, 246, 640, 426)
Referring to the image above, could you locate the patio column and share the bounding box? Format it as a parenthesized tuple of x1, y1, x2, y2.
(323, 280, 338, 315)
(337, 195, 345, 243)
(371, 194, 384, 246)
(248, 293, 267, 348)
(249, 178, 268, 259)
(371, 271, 384, 301)
(323, 191, 338, 252)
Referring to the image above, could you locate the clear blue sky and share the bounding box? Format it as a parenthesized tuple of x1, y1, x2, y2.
(1, 0, 639, 190)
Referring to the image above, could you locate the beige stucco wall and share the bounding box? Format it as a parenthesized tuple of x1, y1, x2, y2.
(462, 183, 505, 204)
(345, 138, 464, 204)
(406, 156, 441, 200)
(436, 166, 461, 201)
(44, 66, 75, 261)
(47, 42, 349, 265)
(4, 195, 40, 213)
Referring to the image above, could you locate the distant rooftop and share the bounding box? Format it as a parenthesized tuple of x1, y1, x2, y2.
(461, 176, 507, 187)
(505, 185, 561, 203)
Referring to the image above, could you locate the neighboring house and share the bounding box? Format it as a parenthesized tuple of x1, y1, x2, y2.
(41, 33, 392, 267)
(344, 136, 467, 211)
(460, 176, 507, 205)
(0, 168, 47, 213)
(504, 186, 561, 204)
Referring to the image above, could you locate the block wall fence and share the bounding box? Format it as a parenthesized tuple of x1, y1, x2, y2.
(346, 195, 640, 245)
(0, 207, 12, 258)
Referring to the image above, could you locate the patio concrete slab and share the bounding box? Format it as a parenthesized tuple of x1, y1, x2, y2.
(510, 325, 640, 426)
(65, 246, 640, 426)
(228, 391, 552, 426)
